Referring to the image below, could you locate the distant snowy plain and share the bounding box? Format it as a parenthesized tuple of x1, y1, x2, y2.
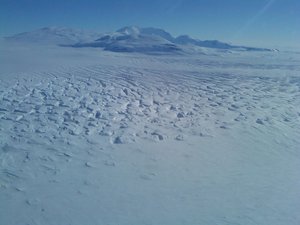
(0, 27, 300, 225)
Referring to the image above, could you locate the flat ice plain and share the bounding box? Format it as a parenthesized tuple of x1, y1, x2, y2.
(0, 39, 300, 225)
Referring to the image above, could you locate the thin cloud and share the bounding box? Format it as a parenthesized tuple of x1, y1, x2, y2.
(233, 0, 276, 40)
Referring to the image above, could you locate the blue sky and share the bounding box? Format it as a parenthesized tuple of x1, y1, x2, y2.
(0, 0, 299, 48)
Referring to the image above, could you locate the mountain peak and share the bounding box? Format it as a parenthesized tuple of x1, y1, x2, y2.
(116, 26, 175, 42)
(117, 26, 141, 36)
(139, 27, 174, 42)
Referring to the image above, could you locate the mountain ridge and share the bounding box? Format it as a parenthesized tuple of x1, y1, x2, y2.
(5, 26, 278, 53)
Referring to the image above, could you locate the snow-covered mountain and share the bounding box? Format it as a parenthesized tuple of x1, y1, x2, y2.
(72, 26, 276, 53)
(5, 26, 276, 53)
(5, 26, 101, 45)
(174, 34, 275, 51)
(72, 26, 181, 53)
(175, 35, 233, 49)
(136, 27, 175, 42)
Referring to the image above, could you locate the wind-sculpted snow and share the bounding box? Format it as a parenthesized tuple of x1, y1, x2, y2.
(1, 65, 299, 146)
(1, 48, 300, 225)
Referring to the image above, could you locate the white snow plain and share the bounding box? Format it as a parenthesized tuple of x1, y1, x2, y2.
(0, 40, 300, 225)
